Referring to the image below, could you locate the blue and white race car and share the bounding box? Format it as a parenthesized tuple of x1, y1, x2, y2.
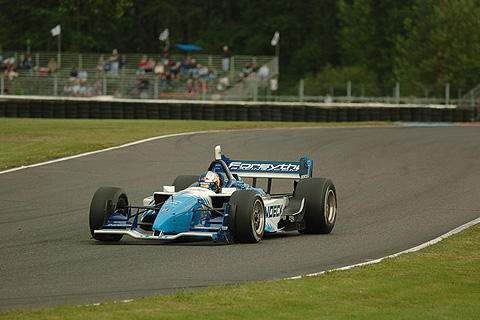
(89, 146, 337, 243)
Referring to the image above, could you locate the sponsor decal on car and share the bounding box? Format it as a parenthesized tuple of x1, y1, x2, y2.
(228, 161, 299, 173)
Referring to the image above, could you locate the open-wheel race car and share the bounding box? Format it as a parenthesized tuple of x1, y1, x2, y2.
(89, 146, 337, 243)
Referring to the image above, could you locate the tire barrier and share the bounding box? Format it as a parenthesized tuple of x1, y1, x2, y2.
(0, 98, 478, 123)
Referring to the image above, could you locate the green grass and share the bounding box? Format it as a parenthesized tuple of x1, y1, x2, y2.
(0, 118, 386, 170)
(1, 224, 478, 319)
(1, 118, 478, 319)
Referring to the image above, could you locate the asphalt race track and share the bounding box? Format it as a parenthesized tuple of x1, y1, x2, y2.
(1, 125, 479, 311)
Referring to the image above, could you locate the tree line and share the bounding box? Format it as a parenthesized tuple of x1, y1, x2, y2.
(1, 0, 480, 96)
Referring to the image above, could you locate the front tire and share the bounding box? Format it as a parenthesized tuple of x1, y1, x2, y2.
(89, 187, 129, 242)
(296, 178, 337, 234)
(228, 190, 265, 243)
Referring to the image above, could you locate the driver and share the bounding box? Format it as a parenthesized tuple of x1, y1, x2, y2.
(198, 171, 221, 193)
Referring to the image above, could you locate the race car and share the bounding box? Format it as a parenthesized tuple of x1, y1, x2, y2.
(89, 146, 337, 243)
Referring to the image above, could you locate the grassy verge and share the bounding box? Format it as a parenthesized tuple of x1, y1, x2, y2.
(1, 118, 478, 318)
(0, 118, 386, 170)
(1, 224, 478, 319)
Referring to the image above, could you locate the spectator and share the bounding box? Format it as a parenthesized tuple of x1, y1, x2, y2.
(104, 59, 112, 73)
(95, 58, 105, 73)
(222, 46, 230, 72)
(161, 70, 174, 89)
(85, 83, 94, 97)
(62, 82, 72, 96)
(69, 68, 78, 83)
(47, 58, 58, 74)
(78, 67, 88, 81)
(24, 56, 34, 73)
(198, 64, 208, 79)
(154, 61, 164, 77)
(324, 93, 333, 103)
(185, 79, 194, 93)
(71, 78, 81, 96)
(207, 66, 217, 82)
(218, 73, 230, 91)
(252, 62, 260, 74)
(240, 62, 252, 79)
(17, 55, 27, 70)
(161, 46, 170, 65)
(145, 57, 155, 73)
(93, 79, 103, 96)
(78, 80, 87, 96)
(137, 57, 147, 74)
(110, 49, 119, 75)
(180, 58, 189, 75)
(258, 63, 269, 80)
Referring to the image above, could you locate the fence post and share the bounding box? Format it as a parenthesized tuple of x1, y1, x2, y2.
(299, 79, 304, 103)
(253, 79, 258, 102)
(347, 81, 352, 102)
(154, 77, 158, 99)
(1, 76, 4, 95)
(54, 74, 58, 96)
(395, 82, 400, 104)
(103, 76, 107, 96)
(445, 83, 450, 106)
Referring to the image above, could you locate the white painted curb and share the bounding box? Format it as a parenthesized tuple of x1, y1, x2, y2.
(288, 216, 480, 280)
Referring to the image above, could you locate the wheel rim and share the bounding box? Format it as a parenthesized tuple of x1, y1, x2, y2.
(252, 199, 265, 235)
(325, 189, 336, 224)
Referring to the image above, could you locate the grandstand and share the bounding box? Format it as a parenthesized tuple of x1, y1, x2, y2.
(0, 51, 278, 101)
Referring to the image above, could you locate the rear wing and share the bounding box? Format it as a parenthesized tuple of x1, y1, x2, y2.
(220, 155, 313, 180)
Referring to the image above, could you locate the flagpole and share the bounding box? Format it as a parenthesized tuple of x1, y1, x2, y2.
(58, 32, 61, 69)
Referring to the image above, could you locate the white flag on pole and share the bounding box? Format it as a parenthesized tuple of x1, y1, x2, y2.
(159, 28, 169, 41)
(51, 25, 61, 37)
(270, 31, 280, 46)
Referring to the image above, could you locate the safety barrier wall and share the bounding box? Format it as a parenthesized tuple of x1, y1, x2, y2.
(0, 97, 478, 123)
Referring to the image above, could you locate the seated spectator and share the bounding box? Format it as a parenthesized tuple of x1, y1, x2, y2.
(258, 63, 269, 80)
(85, 83, 94, 97)
(137, 58, 147, 74)
(93, 79, 103, 96)
(24, 56, 34, 72)
(62, 82, 72, 96)
(17, 55, 27, 70)
(154, 61, 164, 77)
(95, 59, 105, 73)
(47, 58, 58, 74)
(185, 79, 194, 93)
(78, 67, 88, 81)
(252, 62, 260, 74)
(218, 73, 230, 91)
(240, 62, 252, 79)
(207, 66, 217, 82)
(145, 57, 155, 73)
(104, 59, 112, 73)
(71, 78, 81, 96)
(198, 64, 209, 79)
(161, 70, 174, 89)
(180, 58, 189, 75)
(78, 80, 87, 96)
(6, 64, 19, 80)
(69, 68, 78, 82)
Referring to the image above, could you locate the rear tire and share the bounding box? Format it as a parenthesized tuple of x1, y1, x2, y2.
(228, 190, 265, 243)
(172, 175, 198, 191)
(296, 178, 337, 234)
(89, 187, 129, 242)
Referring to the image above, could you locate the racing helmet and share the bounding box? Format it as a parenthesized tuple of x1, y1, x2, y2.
(198, 171, 221, 192)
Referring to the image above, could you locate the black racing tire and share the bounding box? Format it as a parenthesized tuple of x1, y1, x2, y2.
(296, 178, 337, 234)
(89, 187, 129, 242)
(172, 175, 199, 191)
(228, 190, 265, 243)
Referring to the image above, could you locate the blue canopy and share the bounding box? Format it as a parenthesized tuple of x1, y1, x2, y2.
(175, 44, 202, 51)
